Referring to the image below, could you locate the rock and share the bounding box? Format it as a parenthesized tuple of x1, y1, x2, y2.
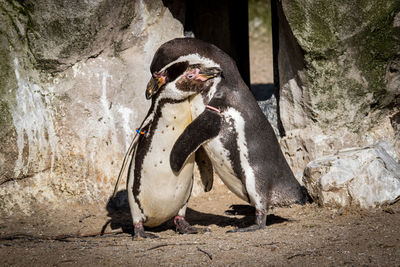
(251, 84, 279, 136)
(303, 143, 400, 208)
(274, 0, 400, 173)
(0, 0, 184, 216)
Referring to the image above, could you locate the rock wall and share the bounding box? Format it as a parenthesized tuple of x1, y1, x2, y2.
(276, 0, 400, 174)
(0, 0, 184, 216)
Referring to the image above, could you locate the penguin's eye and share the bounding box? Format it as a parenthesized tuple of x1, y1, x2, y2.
(187, 74, 195, 79)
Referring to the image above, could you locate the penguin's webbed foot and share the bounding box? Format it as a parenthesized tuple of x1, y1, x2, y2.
(174, 216, 210, 234)
(226, 210, 267, 233)
(226, 223, 264, 233)
(133, 222, 158, 239)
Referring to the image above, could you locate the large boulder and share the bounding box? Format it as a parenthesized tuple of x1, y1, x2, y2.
(0, 0, 184, 217)
(276, 0, 400, 173)
(303, 142, 400, 208)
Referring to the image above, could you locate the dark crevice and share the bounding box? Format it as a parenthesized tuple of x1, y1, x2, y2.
(0, 166, 51, 186)
(87, 49, 104, 60)
(181, 0, 250, 87)
(271, 0, 307, 137)
(250, 83, 275, 101)
(271, 0, 285, 137)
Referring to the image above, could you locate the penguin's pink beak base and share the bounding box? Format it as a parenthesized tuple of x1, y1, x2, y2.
(198, 67, 222, 81)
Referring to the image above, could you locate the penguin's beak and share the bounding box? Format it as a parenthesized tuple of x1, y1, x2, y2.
(198, 67, 222, 81)
(146, 76, 166, 100)
(146, 78, 158, 100)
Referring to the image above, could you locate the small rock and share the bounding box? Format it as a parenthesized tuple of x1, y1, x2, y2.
(302, 143, 400, 208)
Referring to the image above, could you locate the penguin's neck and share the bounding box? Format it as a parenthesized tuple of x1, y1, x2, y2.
(189, 78, 220, 118)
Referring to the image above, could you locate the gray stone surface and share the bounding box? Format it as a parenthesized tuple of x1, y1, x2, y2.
(303, 143, 400, 208)
(0, 0, 184, 216)
(277, 0, 400, 173)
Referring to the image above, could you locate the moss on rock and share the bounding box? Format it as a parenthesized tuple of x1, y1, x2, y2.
(282, 0, 400, 130)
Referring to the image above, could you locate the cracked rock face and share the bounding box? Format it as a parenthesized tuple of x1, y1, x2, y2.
(0, 0, 184, 216)
(24, 0, 138, 72)
(303, 142, 400, 208)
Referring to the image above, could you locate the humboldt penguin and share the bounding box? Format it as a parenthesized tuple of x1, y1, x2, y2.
(127, 56, 221, 238)
(151, 38, 308, 232)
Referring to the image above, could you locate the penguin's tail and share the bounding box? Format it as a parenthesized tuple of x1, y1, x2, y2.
(269, 175, 311, 207)
(297, 185, 312, 205)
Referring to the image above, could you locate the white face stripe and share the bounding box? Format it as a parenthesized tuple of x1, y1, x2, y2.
(206, 77, 220, 101)
(143, 55, 219, 134)
(159, 53, 221, 72)
(158, 78, 192, 100)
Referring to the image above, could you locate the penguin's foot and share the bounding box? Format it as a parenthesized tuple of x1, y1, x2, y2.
(174, 216, 210, 234)
(226, 210, 267, 233)
(226, 224, 264, 233)
(133, 222, 158, 239)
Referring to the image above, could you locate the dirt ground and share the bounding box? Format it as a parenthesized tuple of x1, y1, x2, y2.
(1, 184, 400, 266)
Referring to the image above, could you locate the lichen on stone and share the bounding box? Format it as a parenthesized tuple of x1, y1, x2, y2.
(282, 0, 400, 131)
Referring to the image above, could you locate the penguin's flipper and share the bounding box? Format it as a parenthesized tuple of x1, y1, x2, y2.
(170, 109, 221, 173)
(195, 146, 214, 192)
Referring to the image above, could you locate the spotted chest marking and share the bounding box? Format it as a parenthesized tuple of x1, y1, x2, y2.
(128, 99, 195, 227)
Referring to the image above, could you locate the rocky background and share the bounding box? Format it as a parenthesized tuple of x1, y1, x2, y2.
(0, 0, 399, 219)
(278, 0, 400, 174)
(0, 0, 184, 217)
(275, 0, 400, 208)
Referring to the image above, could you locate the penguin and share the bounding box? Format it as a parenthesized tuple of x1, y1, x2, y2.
(150, 38, 308, 232)
(126, 57, 221, 238)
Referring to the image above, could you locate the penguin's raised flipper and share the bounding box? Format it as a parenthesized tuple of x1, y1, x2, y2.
(170, 109, 221, 173)
(195, 146, 214, 192)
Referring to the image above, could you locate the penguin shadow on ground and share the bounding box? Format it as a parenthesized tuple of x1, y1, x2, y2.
(103, 190, 134, 234)
(104, 190, 289, 235)
(250, 83, 276, 101)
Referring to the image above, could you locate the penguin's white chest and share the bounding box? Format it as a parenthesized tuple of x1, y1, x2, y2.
(215, 108, 260, 205)
(135, 101, 194, 227)
(189, 96, 249, 201)
(203, 137, 249, 202)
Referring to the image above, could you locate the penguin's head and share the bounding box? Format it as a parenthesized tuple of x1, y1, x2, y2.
(145, 63, 222, 100)
(146, 38, 227, 100)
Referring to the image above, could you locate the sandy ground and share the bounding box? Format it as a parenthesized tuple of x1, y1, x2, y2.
(249, 38, 274, 85)
(1, 184, 400, 266)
